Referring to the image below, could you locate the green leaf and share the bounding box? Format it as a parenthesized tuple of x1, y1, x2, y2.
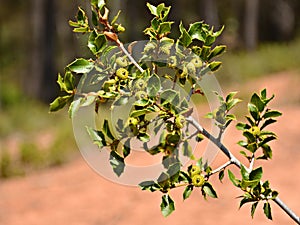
(202, 182, 218, 198)
(183, 185, 193, 200)
(122, 138, 131, 158)
(200, 46, 210, 61)
(207, 45, 226, 60)
(160, 194, 175, 217)
(86, 126, 107, 148)
(130, 109, 152, 117)
(91, 10, 98, 26)
(188, 22, 205, 42)
(263, 202, 273, 220)
(261, 144, 273, 159)
(228, 170, 239, 187)
(179, 22, 192, 47)
(111, 10, 121, 25)
(147, 74, 161, 97)
(226, 99, 242, 111)
(160, 89, 180, 106)
(91, 0, 105, 10)
(225, 91, 238, 102)
(249, 167, 263, 181)
(49, 96, 72, 112)
(64, 71, 75, 91)
(103, 119, 115, 140)
(204, 34, 216, 46)
(236, 122, 247, 131)
(146, 3, 158, 17)
(57, 73, 67, 92)
(251, 202, 259, 218)
(248, 103, 260, 121)
(138, 132, 150, 142)
(67, 58, 94, 74)
(263, 110, 282, 119)
(167, 162, 181, 180)
(158, 22, 173, 35)
(250, 93, 265, 112)
(208, 61, 222, 72)
(77, 7, 88, 24)
(88, 31, 107, 55)
(182, 140, 193, 158)
(68, 98, 81, 118)
(219, 170, 225, 182)
(139, 180, 160, 192)
(239, 196, 254, 208)
(109, 151, 125, 177)
(261, 118, 277, 130)
(240, 165, 249, 181)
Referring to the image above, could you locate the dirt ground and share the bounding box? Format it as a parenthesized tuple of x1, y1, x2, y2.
(0, 71, 299, 225)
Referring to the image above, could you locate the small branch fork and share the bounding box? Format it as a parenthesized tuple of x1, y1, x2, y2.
(186, 116, 300, 224)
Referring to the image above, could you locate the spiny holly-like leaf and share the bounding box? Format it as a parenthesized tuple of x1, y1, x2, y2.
(68, 98, 81, 118)
(251, 202, 259, 218)
(250, 93, 265, 112)
(67, 58, 94, 74)
(160, 89, 180, 106)
(147, 74, 161, 97)
(103, 119, 115, 140)
(88, 31, 107, 55)
(86, 126, 107, 148)
(263, 110, 282, 119)
(228, 170, 239, 187)
(160, 194, 175, 217)
(207, 45, 226, 60)
(183, 185, 193, 200)
(263, 202, 273, 220)
(179, 22, 192, 47)
(49, 96, 72, 112)
(188, 22, 206, 41)
(139, 180, 160, 192)
(91, 0, 105, 10)
(249, 167, 263, 181)
(110, 151, 125, 177)
(202, 182, 218, 199)
(208, 61, 222, 72)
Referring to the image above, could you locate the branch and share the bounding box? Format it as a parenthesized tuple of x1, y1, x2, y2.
(274, 197, 300, 224)
(116, 40, 145, 73)
(186, 115, 300, 224)
(186, 116, 242, 170)
(210, 161, 232, 176)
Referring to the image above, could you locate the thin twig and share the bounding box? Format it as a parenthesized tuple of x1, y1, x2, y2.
(116, 40, 145, 73)
(186, 115, 300, 224)
(210, 161, 232, 176)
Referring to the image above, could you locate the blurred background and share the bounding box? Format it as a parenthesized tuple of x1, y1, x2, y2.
(0, 0, 300, 224)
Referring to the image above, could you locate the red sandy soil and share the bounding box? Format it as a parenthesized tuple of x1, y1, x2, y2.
(0, 71, 299, 225)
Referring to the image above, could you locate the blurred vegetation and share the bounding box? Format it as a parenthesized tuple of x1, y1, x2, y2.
(0, 0, 299, 178)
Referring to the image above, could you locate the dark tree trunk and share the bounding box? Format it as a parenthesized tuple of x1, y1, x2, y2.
(244, 0, 259, 51)
(29, 0, 57, 102)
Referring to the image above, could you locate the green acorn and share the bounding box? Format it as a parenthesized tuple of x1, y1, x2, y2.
(191, 57, 203, 68)
(168, 56, 177, 68)
(189, 165, 201, 176)
(134, 79, 147, 90)
(249, 126, 261, 137)
(103, 79, 116, 92)
(116, 68, 129, 80)
(175, 115, 186, 128)
(192, 174, 205, 187)
(186, 62, 196, 75)
(135, 91, 148, 100)
(116, 56, 128, 67)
